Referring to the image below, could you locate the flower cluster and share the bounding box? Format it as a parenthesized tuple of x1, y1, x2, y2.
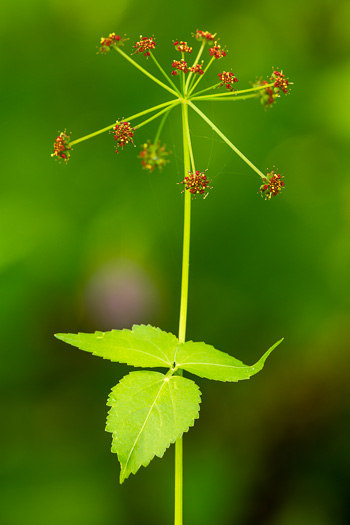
(218, 71, 238, 90)
(111, 121, 135, 153)
(194, 30, 216, 42)
(259, 170, 284, 200)
(271, 69, 289, 94)
(51, 130, 71, 163)
(180, 170, 212, 199)
(139, 140, 171, 172)
(171, 59, 188, 75)
(133, 36, 156, 57)
(189, 62, 204, 75)
(173, 41, 192, 53)
(209, 42, 227, 59)
(99, 33, 126, 54)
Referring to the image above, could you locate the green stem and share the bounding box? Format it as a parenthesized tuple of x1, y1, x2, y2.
(135, 101, 180, 130)
(70, 100, 176, 146)
(191, 93, 259, 103)
(150, 51, 181, 96)
(190, 83, 221, 97)
(188, 56, 215, 96)
(174, 100, 193, 525)
(191, 82, 275, 100)
(115, 46, 178, 97)
(185, 40, 206, 93)
(188, 100, 266, 179)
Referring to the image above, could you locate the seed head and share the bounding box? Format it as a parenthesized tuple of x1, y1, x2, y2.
(139, 140, 171, 172)
(179, 170, 212, 199)
(133, 36, 156, 57)
(111, 121, 135, 154)
(51, 130, 71, 163)
(209, 42, 227, 59)
(259, 170, 285, 200)
(218, 71, 238, 90)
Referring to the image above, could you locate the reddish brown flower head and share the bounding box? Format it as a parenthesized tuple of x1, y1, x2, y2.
(111, 121, 135, 154)
(259, 170, 285, 200)
(189, 61, 204, 75)
(179, 170, 212, 199)
(209, 42, 227, 59)
(139, 140, 171, 172)
(194, 30, 216, 42)
(218, 71, 238, 90)
(270, 69, 289, 94)
(98, 33, 127, 54)
(171, 59, 188, 75)
(173, 41, 192, 53)
(51, 130, 71, 163)
(133, 36, 156, 57)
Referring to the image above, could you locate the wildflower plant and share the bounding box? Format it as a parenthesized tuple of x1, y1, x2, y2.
(53, 29, 291, 524)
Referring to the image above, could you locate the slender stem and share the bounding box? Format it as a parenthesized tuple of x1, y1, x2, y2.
(190, 83, 221, 97)
(191, 82, 275, 100)
(188, 56, 215, 96)
(185, 41, 206, 92)
(174, 100, 192, 525)
(115, 46, 178, 97)
(135, 100, 180, 130)
(188, 100, 266, 179)
(191, 93, 259, 103)
(150, 52, 181, 96)
(70, 100, 176, 146)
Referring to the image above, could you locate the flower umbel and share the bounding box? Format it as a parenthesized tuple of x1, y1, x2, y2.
(133, 36, 156, 57)
(111, 121, 135, 153)
(173, 41, 192, 53)
(218, 71, 238, 90)
(99, 33, 127, 54)
(139, 140, 171, 172)
(259, 170, 284, 200)
(209, 42, 227, 59)
(51, 130, 71, 163)
(270, 69, 289, 94)
(171, 59, 188, 75)
(180, 170, 212, 198)
(194, 30, 216, 42)
(189, 62, 204, 75)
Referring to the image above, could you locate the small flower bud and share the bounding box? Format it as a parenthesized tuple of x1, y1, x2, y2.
(189, 61, 204, 75)
(173, 40, 193, 53)
(139, 140, 171, 172)
(179, 170, 212, 199)
(171, 59, 188, 75)
(270, 68, 289, 95)
(259, 170, 284, 200)
(51, 130, 71, 163)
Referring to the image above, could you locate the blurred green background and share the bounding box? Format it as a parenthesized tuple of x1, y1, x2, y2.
(1, 0, 350, 523)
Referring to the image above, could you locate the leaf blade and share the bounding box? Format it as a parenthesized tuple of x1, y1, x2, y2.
(175, 339, 283, 382)
(55, 324, 178, 369)
(106, 370, 201, 482)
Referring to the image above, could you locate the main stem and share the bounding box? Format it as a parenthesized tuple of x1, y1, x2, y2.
(175, 100, 192, 525)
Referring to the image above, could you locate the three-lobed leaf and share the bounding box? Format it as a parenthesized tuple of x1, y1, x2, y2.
(106, 370, 201, 482)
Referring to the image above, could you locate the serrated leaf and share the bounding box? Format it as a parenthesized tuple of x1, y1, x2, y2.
(106, 370, 201, 483)
(175, 338, 283, 382)
(55, 324, 178, 369)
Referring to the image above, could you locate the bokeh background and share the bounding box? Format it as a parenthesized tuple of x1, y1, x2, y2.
(1, 0, 350, 523)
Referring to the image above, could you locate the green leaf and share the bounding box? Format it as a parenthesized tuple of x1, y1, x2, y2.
(106, 370, 201, 483)
(55, 324, 178, 369)
(175, 338, 283, 382)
